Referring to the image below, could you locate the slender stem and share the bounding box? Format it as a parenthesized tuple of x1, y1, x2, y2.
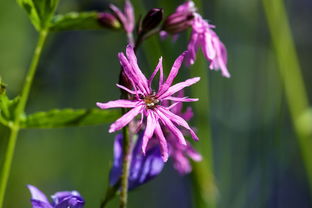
(261, 0, 312, 191)
(119, 125, 131, 208)
(100, 180, 120, 208)
(0, 29, 48, 208)
(189, 53, 217, 208)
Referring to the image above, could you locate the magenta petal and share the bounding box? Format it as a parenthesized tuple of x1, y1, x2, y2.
(186, 145, 202, 161)
(158, 77, 200, 99)
(110, 4, 127, 26)
(124, 0, 135, 33)
(158, 107, 199, 141)
(118, 53, 140, 86)
(96, 100, 139, 109)
(158, 51, 187, 95)
(116, 84, 142, 96)
(148, 57, 163, 89)
(109, 105, 143, 133)
(142, 112, 157, 154)
(164, 96, 199, 102)
(181, 106, 194, 121)
(154, 122, 169, 161)
(155, 108, 187, 145)
(125, 45, 150, 94)
(203, 32, 216, 60)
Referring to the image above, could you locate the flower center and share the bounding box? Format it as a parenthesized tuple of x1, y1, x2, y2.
(144, 94, 159, 109)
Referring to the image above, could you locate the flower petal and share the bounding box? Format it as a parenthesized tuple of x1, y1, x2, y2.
(148, 57, 163, 89)
(30, 200, 53, 208)
(154, 122, 169, 161)
(158, 106, 199, 141)
(158, 51, 187, 96)
(27, 185, 51, 205)
(155, 108, 187, 145)
(51, 191, 81, 204)
(164, 96, 199, 102)
(96, 100, 139, 109)
(142, 111, 157, 154)
(118, 52, 147, 93)
(110, 4, 127, 27)
(158, 77, 200, 99)
(109, 134, 123, 186)
(110, 133, 164, 190)
(54, 195, 84, 208)
(124, 0, 135, 33)
(109, 105, 143, 133)
(116, 84, 142, 95)
(126, 45, 150, 94)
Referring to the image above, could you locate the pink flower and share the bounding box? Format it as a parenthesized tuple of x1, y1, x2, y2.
(96, 45, 200, 162)
(186, 13, 230, 78)
(110, 0, 135, 34)
(162, 91, 202, 174)
(162, 1, 230, 78)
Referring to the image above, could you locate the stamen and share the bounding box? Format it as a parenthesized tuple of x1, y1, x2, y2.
(144, 94, 160, 109)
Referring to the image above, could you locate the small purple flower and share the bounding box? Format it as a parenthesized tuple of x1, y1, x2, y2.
(186, 13, 230, 78)
(110, 133, 164, 190)
(97, 45, 200, 162)
(110, 0, 135, 34)
(27, 185, 84, 208)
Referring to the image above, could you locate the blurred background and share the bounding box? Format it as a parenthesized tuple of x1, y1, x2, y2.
(0, 0, 312, 207)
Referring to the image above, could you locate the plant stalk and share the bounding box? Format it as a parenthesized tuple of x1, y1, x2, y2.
(261, 0, 312, 191)
(119, 125, 131, 208)
(0, 29, 48, 208)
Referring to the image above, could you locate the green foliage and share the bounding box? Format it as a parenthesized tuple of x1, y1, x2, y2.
(20, 108, 120, 128)
(49, 12, 104, 31)
(17, 0, 59, 30)
(0, 80, 20, 127)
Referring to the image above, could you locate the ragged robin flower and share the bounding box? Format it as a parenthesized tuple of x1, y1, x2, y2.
(97, 45, 200, 162)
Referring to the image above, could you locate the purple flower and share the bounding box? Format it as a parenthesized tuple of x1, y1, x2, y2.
(97, 45, 200, 162)
(110, 133, 164, 190)
(27, 185, 84, 208)
(186, 13, 230, 78)
(110, 0, 135, 34)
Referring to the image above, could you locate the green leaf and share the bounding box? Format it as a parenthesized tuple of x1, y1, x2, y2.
(17, 0, 59, 30)
(0, 79, 20, 127)
(20, 108, 121, 128)
(49, 12, 104, 31)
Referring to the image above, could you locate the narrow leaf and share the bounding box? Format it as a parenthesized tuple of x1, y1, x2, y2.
(20, 108, 120, 128)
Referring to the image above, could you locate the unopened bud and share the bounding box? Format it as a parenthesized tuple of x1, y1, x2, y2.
(98, 13, 121, 29)
(141, 8, 163, 33)
(162, 1, 196, 34)
(162, 12, 194, 34)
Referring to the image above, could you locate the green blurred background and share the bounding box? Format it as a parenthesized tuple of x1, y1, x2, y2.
(1, 0, 312, 207)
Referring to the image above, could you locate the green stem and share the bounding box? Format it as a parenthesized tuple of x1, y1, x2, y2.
(0, 29, 48, 208)
(119, 125, 131, 208)
(262, 0, 312, 190)
(100, 180, 120, 208)
(190, 53, 217, 208)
